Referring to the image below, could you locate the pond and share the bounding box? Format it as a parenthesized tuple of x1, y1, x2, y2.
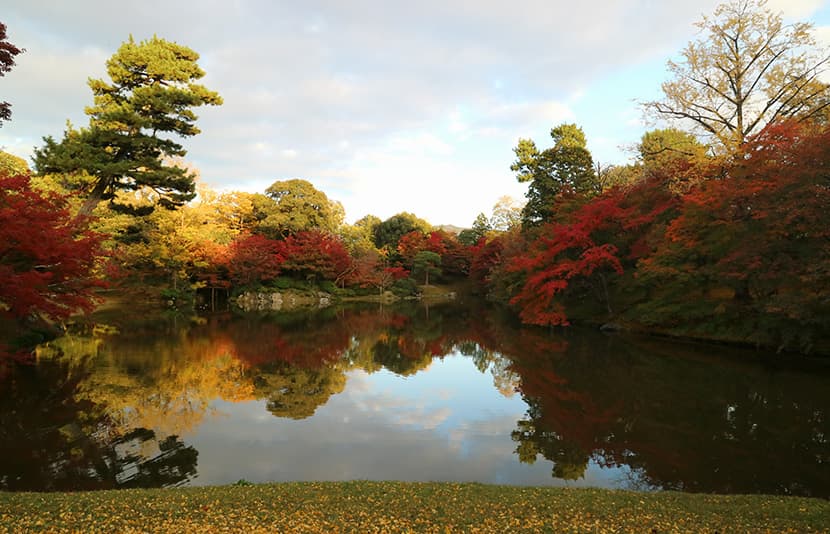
(1, 300, 828, 497)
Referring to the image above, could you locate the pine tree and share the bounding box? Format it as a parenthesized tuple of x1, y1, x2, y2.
(34, 36, 222, 215)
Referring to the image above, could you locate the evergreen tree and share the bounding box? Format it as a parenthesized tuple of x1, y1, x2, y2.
(512, 123, 597, 228)
(34, 36, 222, 215)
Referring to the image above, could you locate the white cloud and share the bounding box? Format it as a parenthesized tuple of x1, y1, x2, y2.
(385, 132, 455, 156)
(2, 0, 828, 224)
(815, 25, 830, 46)
(767, 0, 824, 18)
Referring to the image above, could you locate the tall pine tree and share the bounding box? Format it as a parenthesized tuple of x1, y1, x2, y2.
(34, 36, 222, 215)
(511, 123, 597, 228)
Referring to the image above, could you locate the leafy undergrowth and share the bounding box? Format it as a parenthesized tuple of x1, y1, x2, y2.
(1, 481, 828, 533)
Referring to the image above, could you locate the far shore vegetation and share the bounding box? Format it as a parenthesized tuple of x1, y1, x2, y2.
(4, 0, 830, 360)
(3, 1, 830, 358)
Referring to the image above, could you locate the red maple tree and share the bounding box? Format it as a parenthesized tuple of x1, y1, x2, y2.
(509, 177, 678, 326)
(281, 230, 352, 282)
(0, 175, 103, 321)
(226, 233, 286, 286)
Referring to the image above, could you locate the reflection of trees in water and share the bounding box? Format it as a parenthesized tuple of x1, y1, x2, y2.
(40, 329, 254, 438)
(241, 304, 465, 418)
(0, 357, 197, 491)
(106, 429, 197, 489)
(483, 325, 830, 497)
(254, 362, 347, 419)
(6, 302, 828, 495)
(362, 305, 829, 496)
(512, 409, 589, 481)
(457, 341, 520, 397)
(366, 335, 433, 377)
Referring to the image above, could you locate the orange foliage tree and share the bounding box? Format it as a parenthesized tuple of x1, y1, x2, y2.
(636, 121, 830, 350)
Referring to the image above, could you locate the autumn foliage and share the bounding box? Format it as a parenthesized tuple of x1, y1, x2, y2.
(0, 175, 103, 321)
(226, 233, 285, 287)
(494, 120, 830, 351)
(280, 230, 352, 282)
(397, 230, 470, 280)
(508, 175, 677, 326)
(635, 121, 830, 349)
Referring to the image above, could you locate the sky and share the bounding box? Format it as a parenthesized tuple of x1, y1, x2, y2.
(2, 0, 829, 227)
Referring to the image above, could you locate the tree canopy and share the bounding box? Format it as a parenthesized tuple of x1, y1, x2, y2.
(0, 22, 23, 126)
(645, 0, 830, 151)
(0, 151, 28, 177)
(257, 179, 343, 237)
(33, 36, 222, 215)
(490, 196, 523, 232)
(0, 175, 103, 322)
(412, 250, 442, 286)
(638, 128, 710, 191)
(459, 213, 491, 246)
(373, 212, 433, 250)
(512, 123, 597, 227)
(5, 1, 830, 359)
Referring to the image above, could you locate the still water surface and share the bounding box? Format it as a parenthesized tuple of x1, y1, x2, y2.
(1, 302, 828, 496)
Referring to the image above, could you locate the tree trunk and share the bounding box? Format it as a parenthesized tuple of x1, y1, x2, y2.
(599, 273, 613, 316)
(77, 178, 109, 217)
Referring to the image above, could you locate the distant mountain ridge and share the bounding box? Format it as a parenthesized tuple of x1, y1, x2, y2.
(436, 224, 465, 235)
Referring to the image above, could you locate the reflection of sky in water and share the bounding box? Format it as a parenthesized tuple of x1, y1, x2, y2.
(189, 353, 630, 488)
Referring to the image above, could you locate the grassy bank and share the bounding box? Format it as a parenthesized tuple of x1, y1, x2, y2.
(1, 482, 828, 533)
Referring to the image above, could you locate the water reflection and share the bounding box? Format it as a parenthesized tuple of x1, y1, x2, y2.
(0, 302, 827, 496)
(0, 356, 197, 491)
(504, 330, 830, 497)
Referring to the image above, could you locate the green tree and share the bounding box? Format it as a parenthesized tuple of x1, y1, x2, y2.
(412, 250, 442, 286)
(256, 179, 342, 237)
(33, 36, 222, 215)
(373, 212, 433, 250)
(512, 123, 597, 227)
(472, 212, 492, 238)
(355, 214, 382, 234)
(638, 128, 710, 191)
(459, 212, 491, 246)
(645, 0, 830, 151)
(638, 128, 708, 166)
(339, 215, 381, 256)
(457, 229, 477, 247)
(594, 163, 641, 192)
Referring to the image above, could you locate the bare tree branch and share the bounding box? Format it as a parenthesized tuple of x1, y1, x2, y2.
(643, 0, 830, 151)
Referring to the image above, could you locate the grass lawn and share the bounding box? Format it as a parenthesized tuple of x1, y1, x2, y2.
(1, 481, 828, 533)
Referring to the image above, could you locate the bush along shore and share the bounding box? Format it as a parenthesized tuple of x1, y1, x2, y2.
(1, 481, 828, 533)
